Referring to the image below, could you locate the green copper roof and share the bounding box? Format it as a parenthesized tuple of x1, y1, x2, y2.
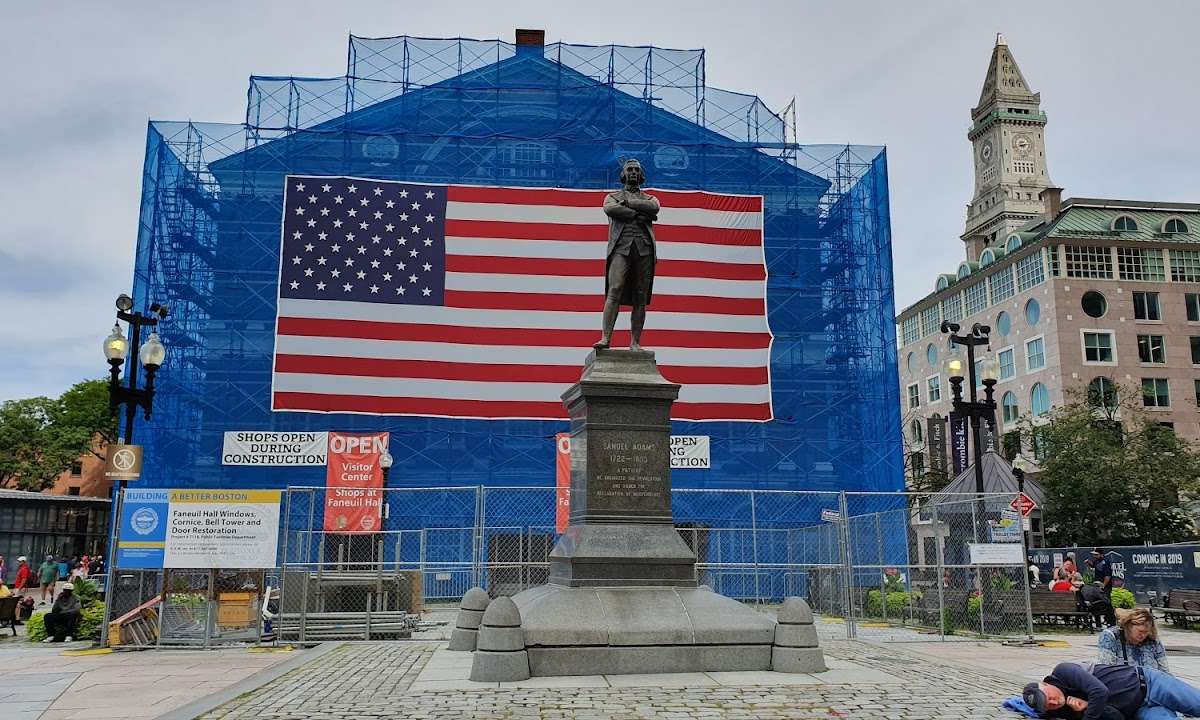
(1046, 204, 1200, 243)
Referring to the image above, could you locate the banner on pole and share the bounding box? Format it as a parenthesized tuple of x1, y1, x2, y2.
(949, 412, 969, 475)
(324, 432, 388, 534)
(927, 416, 947, 476)
(163, 489, 281, 569)
(222, 431, 327, 465)
(555, 433, 571, 533)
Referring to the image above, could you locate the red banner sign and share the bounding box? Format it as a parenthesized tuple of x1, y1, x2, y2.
(555, 433, 571, 533)
(324, 432, 389, 534)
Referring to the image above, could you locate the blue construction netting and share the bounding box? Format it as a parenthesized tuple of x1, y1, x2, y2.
(129, 34, 903, 501)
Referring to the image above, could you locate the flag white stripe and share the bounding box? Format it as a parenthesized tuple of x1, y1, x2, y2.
(275, 335, 770, 367)
(446, 201, 762, 229)
(443, 272, 764, 299)
(273, 372, 766, 404)
(445, 238, 764, 264)
(277, 299, 769, 333)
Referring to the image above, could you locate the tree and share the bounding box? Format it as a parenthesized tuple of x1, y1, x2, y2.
(1021, 382, 1200, 546)
(0, 379, 117, 491)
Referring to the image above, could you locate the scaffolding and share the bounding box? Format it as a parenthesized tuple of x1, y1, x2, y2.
(130, 33, 902, 498)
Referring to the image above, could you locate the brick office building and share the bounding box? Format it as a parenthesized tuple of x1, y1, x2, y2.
(896, 35, 1200, 482)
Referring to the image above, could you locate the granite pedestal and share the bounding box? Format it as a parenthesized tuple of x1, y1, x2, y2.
(498, 350, 780, 677)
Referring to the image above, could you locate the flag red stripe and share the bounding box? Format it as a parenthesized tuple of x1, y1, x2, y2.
(274, 354, 768, 385)
(443, 290, 764, 315)
(444, 219, 760, 246)
(276, 318, 772, 349)
(446, 185, 763, 213)
(444, 254, 766, 281)
(273, 392, 771, 421)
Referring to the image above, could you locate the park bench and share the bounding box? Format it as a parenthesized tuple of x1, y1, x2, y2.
(1030, 589, 1093, 630)
(1162, 589, 1200, 628)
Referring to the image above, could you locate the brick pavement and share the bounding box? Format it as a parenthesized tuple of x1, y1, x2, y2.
(199, 639, 1026, 719)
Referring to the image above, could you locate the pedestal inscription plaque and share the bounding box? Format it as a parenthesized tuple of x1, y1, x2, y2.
(548, 349, 697, 587)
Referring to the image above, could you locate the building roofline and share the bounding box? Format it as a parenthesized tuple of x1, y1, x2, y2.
(1063, 197, 1200, 213)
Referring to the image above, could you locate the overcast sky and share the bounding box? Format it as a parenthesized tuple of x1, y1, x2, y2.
(2, 1, 1198, 402)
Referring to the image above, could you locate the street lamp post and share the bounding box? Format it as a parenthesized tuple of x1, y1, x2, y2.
(1012, 454, 1035, 551)
(100, 294, 168, 647)
(941, 321, 999, 543)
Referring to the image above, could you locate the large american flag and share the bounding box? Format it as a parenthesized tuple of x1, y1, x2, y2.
(271, 175, 773, 421)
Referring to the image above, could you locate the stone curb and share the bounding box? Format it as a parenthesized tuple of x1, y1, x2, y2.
(153, 642, 343, 720)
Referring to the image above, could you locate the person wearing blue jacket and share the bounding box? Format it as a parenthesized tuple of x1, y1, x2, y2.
(1024, 662, 1200, 719)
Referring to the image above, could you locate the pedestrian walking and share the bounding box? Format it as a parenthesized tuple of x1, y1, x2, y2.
(38, 555, 58, 603)
(14, 556, 32, 595)
(1088, 548, 1114, 596)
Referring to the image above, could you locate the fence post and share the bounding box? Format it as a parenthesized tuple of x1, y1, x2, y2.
(305, 489, 317, 565)
(99, 484, 124, 648)
(875, 513, 886, 625)
(750, 490, 761, 604)
(839, 491, 856, 639)
(473, 486, 484, 590)
(933, 503, 946, 640)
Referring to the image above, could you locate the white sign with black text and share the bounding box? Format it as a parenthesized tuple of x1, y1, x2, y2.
(670, 435, 710, 469)
(222, 431, 328, 466)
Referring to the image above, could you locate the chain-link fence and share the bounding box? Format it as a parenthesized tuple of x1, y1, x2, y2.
(272, 486, 1033, 643)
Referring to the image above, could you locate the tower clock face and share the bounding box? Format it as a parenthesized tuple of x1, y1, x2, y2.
(1013, 133, 1032, 156)
(980, 140, 994, 163)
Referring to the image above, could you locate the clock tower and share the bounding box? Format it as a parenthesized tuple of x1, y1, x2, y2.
(962, 34, 1052, 261)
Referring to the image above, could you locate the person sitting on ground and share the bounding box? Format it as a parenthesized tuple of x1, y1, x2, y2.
(1079, 580, 1117, 628)
(42, 582, 81, 643)
(1097, 608, 1169, 674)
(1024, 661, 1200, 719)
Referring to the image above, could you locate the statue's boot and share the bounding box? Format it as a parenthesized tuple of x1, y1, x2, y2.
(593, 336, 611, 350)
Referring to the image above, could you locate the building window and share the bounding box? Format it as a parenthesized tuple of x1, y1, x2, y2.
(920, 306, 940, 338)
(1164, 218, 1189, 234)
(1016, 252, 1045, 291)
(1133, 291, 1161, 321)
(1081, 290, 1107, 318)
(964, 281, 987, 316)
(1065, 245, 1114, 279)
(1026, 337, 1046, 370)
(1083, 331, 1115, 363)
(907, 383, 921, 409)
(1192, 337, 1200, 365)
(998, 348, 1015, 380)
(1088, 377, 1117, 410)
(910, 451, 926, 478)
(1002, 391, 1019, 424)
(995, 311, 1011, 337)
(980, 249, 996, 267)
(910, 419, 924, 443)
(927, 375, 941, 403)
(1187, 294, 1200, 322)
(1138, 335, 1166, 364)
(901, 317, 919, 346)
(1112, 215, 1139, 232)
(906, 352, 915, 373)
(1025, 298, 1041, 326)
(989, 266, 1015, 303)
(1049, 245, 1062, 277)
(1142, 378, 1170, 408)
(1013, 160, 1036, 175)
(941, 294, 963, 324)
(1030, 383, 1051, 416)
(70, 462, 82, 477)
(1194, 379, 1200, 407)
(1170, 250, 1200, 283)
(1117, 247, 1165, 281)
(67, 487, 80, 496)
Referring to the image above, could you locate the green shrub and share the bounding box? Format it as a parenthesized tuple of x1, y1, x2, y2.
(1111, 587, 1136, 610)
(26, 611, 47, 642)
(76, 604, 105, 641)
(70, 578, 98, 606)
(967, 594, 982, 625)
(866, 589, 919, 617)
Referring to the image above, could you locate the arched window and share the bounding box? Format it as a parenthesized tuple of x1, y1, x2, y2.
(1112, 215, 1138, 232)
(957, 262, 972, 280)
(1088, 377, 1117, 410)
(980, 249, 996, 267)
(906, 352, 915, 373)
(1025, 298, 1041, 326)
(926, 343, 938, 366)
(1002, 391, 1019, 424)
(910, 419, 924, 443)
(1031, 383, 1050, 416)
(936, 275, 950, 292)
(995, 311, 1011, 337)
(1164, 218, 1189, 234)
(1006, 234, 1022, 252)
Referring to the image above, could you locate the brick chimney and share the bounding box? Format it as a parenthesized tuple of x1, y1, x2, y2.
(1039, 187, 1063, 224)
(515, 29, 545, 52)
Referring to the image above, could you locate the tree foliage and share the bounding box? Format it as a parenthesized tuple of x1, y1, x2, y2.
(0, 379, 116, 491)
(1023, 383, 1200, 547)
